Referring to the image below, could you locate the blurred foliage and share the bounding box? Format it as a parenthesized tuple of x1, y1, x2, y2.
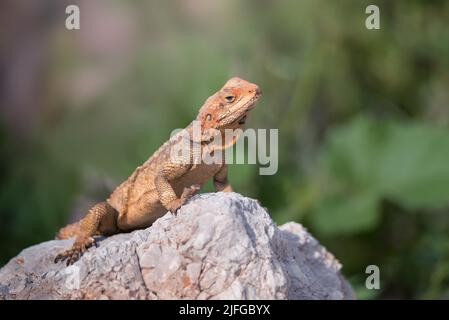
(310, 117, 449, 235)
(1, 0, 449, 299)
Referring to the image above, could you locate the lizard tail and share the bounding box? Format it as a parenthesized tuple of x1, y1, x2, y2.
(56, 221, 82, 240)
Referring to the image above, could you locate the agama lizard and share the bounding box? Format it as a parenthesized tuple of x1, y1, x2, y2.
(54, 77, 261, 265)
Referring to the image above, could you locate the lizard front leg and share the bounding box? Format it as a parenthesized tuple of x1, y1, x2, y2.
(214, 164, 233, 192)
(54, 201, 118, 265)
(155, 161, 200, 213)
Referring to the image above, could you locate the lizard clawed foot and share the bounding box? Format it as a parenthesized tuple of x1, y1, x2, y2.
(166, 184, 201, 214)
(54, 236, 96, 266)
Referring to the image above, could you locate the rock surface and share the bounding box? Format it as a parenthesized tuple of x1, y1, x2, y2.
(0, 193, 354, 300)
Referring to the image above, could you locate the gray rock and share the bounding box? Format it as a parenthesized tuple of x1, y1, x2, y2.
(0, 192, 354, 300)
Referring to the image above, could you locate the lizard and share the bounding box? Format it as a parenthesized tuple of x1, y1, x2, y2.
(54, 77, 262, 265)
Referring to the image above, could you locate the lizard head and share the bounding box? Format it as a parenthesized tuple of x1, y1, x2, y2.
(197, 77, 261, 136)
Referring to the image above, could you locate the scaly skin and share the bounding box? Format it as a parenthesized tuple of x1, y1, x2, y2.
(54, 77, 262, 265)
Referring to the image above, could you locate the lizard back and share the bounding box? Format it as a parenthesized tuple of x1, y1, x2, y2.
(107, 124, 192, 215)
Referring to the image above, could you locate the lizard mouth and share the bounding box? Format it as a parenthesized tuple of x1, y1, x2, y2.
(238, 115, 247, 125)
(236, 95, 259, 125)
(221, 93, 260, 127)
(245, 95, 260, 111)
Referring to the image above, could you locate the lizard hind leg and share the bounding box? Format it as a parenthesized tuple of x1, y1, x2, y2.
(54, 201, 118, 265)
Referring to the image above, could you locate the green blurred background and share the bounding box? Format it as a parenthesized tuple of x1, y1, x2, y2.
(1, 0, 449, 299)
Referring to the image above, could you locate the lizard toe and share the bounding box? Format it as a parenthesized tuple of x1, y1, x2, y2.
(54, 252, 67, 264)
(166, 199, 182, 214)
(54, 236, 96, 265)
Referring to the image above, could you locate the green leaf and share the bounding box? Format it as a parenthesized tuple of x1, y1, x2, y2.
(378, 124, 449, 209)
(310, 117, 449, 235)
(312, 192, 379, 235)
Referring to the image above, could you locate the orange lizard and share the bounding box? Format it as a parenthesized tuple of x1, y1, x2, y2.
(54, 77, 261, 265)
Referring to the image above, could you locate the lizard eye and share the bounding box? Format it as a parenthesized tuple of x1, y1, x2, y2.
(225, 95, 235, 103)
